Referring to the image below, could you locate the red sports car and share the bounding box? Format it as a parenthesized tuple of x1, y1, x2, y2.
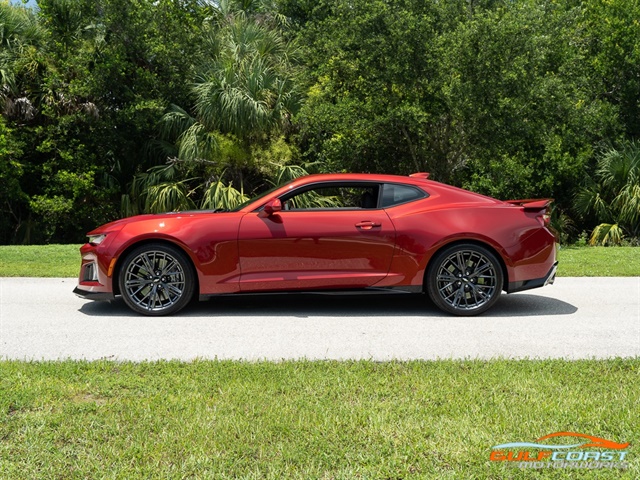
(74, 173, 558, 316)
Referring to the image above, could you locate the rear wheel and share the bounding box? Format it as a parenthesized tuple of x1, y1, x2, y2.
(426, 243, 503, 316)
(118, 243, 195, 316)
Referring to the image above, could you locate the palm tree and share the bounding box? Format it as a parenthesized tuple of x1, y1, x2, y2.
(575, 141, 640, 245)
(134, 0, 300, 214)
(0, 3, 44, 120)
(1, 1, 101, 122)
(193, 5, 298, 143)
(159, 1, 299, 150)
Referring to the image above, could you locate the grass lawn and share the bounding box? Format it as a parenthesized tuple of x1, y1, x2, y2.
(0, 244, 638, 277)
(0, 248, 637, 478)
(557, 246, 640, 276)
(0, 244, 81, 277)
(1, 359, 638, 479)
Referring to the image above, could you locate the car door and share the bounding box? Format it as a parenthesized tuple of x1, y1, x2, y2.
(237, 183, 396, 292)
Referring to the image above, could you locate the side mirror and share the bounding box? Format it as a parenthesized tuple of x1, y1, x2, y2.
(263, 198, 282, 216)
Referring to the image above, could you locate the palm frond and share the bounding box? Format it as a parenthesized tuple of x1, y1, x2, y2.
(269, 163, 309, 186)
(574, 184, 611, 221)
(589, 223, 625, 246)
(144, 181, 196, 213)
(549, 206, 576, 243)
(158, 104, 197, 141)
(200, 178, 249, 210)
(176, 122, 219, 161)
(145, 139, 179, 163)
(121, 193, 137, 218)
(614, 183, 640, 230)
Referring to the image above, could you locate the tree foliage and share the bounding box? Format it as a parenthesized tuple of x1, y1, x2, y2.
(1, 0, 640, 243)
(128, 0, 301, 215)
(1, 0, 208, 243)
(282, 0, 623, 214)
(575, 141, 640, 245)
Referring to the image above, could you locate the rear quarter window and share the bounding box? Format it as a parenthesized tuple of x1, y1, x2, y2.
(381, 183, 427, 207)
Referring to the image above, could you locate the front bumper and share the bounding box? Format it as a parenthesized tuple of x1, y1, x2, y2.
(73, 286, 115, 301)
(75, 242, 116, 301)
(507, 261, 558, 294)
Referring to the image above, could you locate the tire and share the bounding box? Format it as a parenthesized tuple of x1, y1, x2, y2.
(426, 243, 503, 316)
(118, 243, 196, 316)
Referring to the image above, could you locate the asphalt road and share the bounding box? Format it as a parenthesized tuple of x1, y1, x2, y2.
(0, 276, 638, 361)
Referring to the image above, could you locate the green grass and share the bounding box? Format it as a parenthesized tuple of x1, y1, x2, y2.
(557, 246, 640, 276)
(0, 244, 81, 277)
(0, 359, 638, 479)
(1, 244, 638, 277)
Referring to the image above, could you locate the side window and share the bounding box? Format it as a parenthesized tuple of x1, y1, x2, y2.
(381, 184, 427, 208)
(282, 184, 380, 210)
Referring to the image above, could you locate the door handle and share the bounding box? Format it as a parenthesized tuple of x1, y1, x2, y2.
(355, 221, 381, 230)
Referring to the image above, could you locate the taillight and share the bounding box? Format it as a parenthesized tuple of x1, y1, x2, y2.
(512, 199, 553, 228)
(537, 212, 551, 227)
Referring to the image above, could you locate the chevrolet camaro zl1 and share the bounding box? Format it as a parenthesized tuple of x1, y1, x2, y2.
(74, 173, 558, 316)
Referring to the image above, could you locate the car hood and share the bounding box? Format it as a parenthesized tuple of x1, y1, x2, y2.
(87, 210, 224, 235)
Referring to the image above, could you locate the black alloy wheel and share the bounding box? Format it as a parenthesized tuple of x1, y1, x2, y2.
(427, 243, 503, 316)
(119, 243, 195, 316)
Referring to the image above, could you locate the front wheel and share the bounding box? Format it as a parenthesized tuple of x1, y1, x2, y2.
(426, 243, 503, 316)
(118, 243, 195, 316)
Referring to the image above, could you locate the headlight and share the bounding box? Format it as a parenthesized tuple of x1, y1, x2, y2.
(88, 234, 107, 245)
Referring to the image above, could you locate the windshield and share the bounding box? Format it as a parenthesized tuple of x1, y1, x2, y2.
(229, 185, 281, 212)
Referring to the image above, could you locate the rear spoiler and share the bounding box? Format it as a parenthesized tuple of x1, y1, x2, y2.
(505, 198, 553, 211)
(409, 172, 430, 179)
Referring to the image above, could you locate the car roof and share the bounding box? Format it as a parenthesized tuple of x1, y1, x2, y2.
(286, 173, 499, 202)
(237, 172, 502, 212)
(285, 173, 431, 188)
